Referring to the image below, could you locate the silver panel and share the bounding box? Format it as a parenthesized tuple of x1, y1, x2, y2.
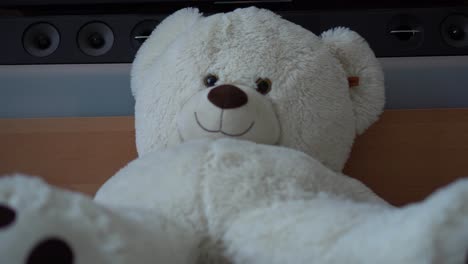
(380, 56, 468, 109)
(1, 56, 467, 118)
(0, 64, 133, 118)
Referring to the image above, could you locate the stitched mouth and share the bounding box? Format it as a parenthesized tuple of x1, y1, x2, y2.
(194, 112, 255, 137)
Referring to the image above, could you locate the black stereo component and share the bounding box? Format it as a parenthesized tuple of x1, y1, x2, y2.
(0, 3, 467, 64)
(130, 20, 160, 49)
(22, 22, 60, 57)
(0, 14, 165, 64)
(441, 14, 468, 48)
(77, 22, 115, 56)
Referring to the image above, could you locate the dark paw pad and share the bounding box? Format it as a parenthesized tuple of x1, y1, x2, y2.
(0, 204, 16, 228)
(27, 238, 74, 264)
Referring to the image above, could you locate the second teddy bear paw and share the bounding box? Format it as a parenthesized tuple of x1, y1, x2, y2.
(0, 174, 199, 264)
(2, 205, 71, 263)
(0, 202, 74, 263)
(0, 174, 127, 263)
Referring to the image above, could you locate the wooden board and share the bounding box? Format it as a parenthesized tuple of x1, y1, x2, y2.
(0, 117, 137, 196)
(1, 109, 467, 206)
(344, 109, 468, 205)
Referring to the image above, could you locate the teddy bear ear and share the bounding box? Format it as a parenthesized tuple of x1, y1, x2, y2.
(321, 27, 385, 134)
(131, 8, 202, 96)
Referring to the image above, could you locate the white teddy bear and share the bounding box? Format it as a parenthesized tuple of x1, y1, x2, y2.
(1, 7, 468, 264)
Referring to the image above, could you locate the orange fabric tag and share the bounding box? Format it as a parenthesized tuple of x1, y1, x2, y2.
(348, 76, 360, 88)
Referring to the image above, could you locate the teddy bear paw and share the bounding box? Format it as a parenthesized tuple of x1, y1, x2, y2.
(420, 178, 468, 264)
(0, 203, 16, 228)
(0, 174, 125, 263)
(0, 174, 201, 264)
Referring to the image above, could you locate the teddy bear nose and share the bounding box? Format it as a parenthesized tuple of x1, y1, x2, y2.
(208, 85, 248, 109)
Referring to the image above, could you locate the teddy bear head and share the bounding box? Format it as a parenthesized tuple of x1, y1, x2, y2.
(131, 7, 384, 171)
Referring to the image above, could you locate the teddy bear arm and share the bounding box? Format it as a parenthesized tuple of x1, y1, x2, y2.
(335, 173, 390, 205)
(222, 178, 468, 264)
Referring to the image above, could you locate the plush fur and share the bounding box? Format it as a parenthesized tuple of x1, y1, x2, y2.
(131, 7, 384, 171)
(1, 7, 467, 264)
(0, 175, 199, 264)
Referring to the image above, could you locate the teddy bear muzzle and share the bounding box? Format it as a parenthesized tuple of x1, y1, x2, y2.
(176, 83, 280, 145)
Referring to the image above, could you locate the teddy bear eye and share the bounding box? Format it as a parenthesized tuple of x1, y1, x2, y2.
(255, 78, 272, 95)
(204, 74, 218, 87)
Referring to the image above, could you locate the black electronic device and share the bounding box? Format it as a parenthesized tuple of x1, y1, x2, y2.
(0, 0, 467, 64)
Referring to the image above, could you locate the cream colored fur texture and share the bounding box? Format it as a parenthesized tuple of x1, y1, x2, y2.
(131, 7, 384, 171)
(1, 7, 467, 264)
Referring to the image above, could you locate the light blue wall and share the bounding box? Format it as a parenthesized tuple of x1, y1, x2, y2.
(1, 56, 468, 118)
(0, 64, 134, 118)
(382, 56, 468, 109)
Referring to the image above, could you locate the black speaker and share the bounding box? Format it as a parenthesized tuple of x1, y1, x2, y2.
(2, 7, 468, 65)
(22, 22, 60, 57)
(387, 14, 424, 50)
(441, 14, 468, 48)
(130, 20, 159, 49)
(77, 22, 114, 56)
